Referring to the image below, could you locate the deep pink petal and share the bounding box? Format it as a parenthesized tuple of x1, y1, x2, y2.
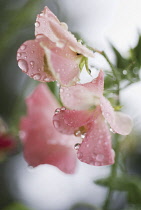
(20, 84, 78, 174)
(53, 108, 94, 134)
(0, 135, 16, 151)
(100, 96, 133, 135)
(60, 70, 104, 109)
(17, 38, 55, 82)
(77, 107, 114, 166)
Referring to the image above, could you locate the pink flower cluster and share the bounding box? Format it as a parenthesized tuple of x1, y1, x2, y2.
(17, 7, 132, 174)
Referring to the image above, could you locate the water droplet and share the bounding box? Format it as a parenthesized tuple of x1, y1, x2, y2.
(35, 21, 40, 28)
(53, 120, 59, 128)
(110, 128, 116, 133)
(56, 82, 60, 87)
(61, 107, 66, 111)
(30, 61, 34, 67)
(74, 143, 81, 150)
(31, 50, 34, 54)
(17, 52, 21, 57)
(20, 44, 26, 50)
(55, 108, 61, 114)
(74, 130, 81, 137)
(18, 59, 28, 73)
(96, 154, 104, 162)
(81, 133, 86, 139)
(33, 74, 41, 80)
(60, 22, 68, 30)
(24, 56, 27, 59)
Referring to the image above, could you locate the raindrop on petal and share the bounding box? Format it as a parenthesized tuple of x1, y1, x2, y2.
(74, 130, 81, 137)
(74, 143, 81, 150)
(96, 154, 104, 162)
(55, 108, 61, 114)
(17, 52, 21, 57)
(18, 59, 28, 73)
(20, 44, 26, 50)
(110, 127, 116, 133)
(61, 107, 66, 111)
(33, 74, 41, 80)
(81, 133, 86, 139)
(35, 21, 40, 28)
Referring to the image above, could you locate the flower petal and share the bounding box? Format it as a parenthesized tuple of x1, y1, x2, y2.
(35, 6, 94, 58)
(41, 39, 81, 86)
(77, 108, 114, 166)
(17, 38, 54, 82)
(60, 70, 104, 109)
(53, 108, 94, 134)
(20, 84, 78, 174)
(100, 96, 133, 135)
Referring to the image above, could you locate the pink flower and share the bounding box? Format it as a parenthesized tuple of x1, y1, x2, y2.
(0, 134, 16, 152)
(19, 84, 81, 174)
(17, 6, 94, 86)
(53, 71, 133, 166)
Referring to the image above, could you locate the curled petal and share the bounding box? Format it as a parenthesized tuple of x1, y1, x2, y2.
(100, 96, 133, 135)
(77, 110, 114, 166)
(35, 6, 94, 58)
(60, 70, 104, 109)
(17, 38, 54, 82)
(20, 84, 78, 174)
(53, 108, 93, 134)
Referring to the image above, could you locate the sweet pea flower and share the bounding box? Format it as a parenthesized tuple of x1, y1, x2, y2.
(19, 84, 81, 174)
(17, 6, 94, 86)
(53, 71, 133, 166)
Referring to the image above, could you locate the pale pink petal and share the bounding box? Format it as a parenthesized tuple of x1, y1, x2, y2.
(41, 39, 81, 86)
(17, 38, 55, 82)
(77, 108, 114, 166)
(60, 71, 104, 109)
(35, 6, 59, 42)
(20, 84, 78, 174)
(100, 96, 133, 135)
(53, 108, 94, 134)
(35, 6, 94, 58)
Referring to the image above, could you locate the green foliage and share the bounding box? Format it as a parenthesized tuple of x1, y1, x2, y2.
(3, 202, 31, 210)
(70, 203, 99, 210)
(95, 175, 141, 205)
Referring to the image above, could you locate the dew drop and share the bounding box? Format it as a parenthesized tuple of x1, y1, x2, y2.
(81, 133, 86, 139)
(123, 70, 127, 75)
(31, 50, 34, 54)
(60, 22, 68, 30)
(30, 61, 34, 67)
(53, 120, 60, 129)
(110, 127, 116, 133)
(18, 59, 28, 73)
(36, 34, 44, 39)
(33, 74, 41, 80)
(35, 21, 40, 28)
(74, 130, 81, 137)
(74, 143, 81, 150)
(61, 107, 66, 111)
(44, 77, 50, 82)
(96, 154, 104, 162)
(20, 44, 26, 50)
(55, 108, 61, 114)
(56, 41, 65, 48)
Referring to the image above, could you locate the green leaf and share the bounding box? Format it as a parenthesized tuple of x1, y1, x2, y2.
(79, 57, 86, 71)
(130, 35, 141, 68)
(95, 175, 141, 204)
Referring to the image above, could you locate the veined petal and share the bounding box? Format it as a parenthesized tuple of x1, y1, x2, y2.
(100, 96, 133, 135)
(41, 39, 81, 86)
(53, 108, 93, 134)
(20, 84, 78, 174)
(60, 70, 104, 110)
(17, 38, 54, 82)
(77, 108, 114, 166)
